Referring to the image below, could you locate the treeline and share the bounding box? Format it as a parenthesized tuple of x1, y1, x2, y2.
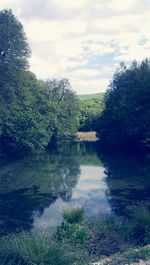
(0, 10, 79, 155)
(0, 10, 150, 155)
(96, 60, 150, 151)
(78, 93, 104, 131)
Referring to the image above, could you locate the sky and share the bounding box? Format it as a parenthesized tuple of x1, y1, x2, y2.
(0, 0, 150, 94)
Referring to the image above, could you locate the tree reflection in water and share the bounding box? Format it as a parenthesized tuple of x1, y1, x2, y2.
(1, 142, 150, 235)
(99, 152, 150, 217)
(0, 144, 80, 234)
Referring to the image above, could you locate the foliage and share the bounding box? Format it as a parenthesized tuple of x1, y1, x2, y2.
(97, 59, 150, 151)
(0, 10, 79, 155)
(78, 93, 104, 131)
(0, 9, 30, 73)
(0, 71, 54, 153)
(45, 79, 79, 139)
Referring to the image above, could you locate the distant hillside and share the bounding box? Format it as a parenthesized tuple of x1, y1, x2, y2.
(78, 92, 105, 101)
(78, 92, 104, 131)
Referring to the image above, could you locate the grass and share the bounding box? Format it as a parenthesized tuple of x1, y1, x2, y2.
(99, 245, 150, 265)
(63, 207, 84, 224)
(127, 202, 150, 228)
(0, 233, 88, 265)
(86, 217, 135, 258)
(1, 205, 150, 264)
(56, 207, 90, 250)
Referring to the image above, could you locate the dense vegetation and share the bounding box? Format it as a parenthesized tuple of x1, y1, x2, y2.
(0, 10, 79, 155)
(78, 93, 104, 131)
(96, 60, 150, 151)
(1, 205, 150, 264)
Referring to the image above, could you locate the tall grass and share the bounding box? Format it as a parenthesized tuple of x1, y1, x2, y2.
(128, 202, 150, 227)
(56, 207, 90, 250)
(2, 205, 150, 264)
(0, 233, 88, 265)
(63, 206, 84, 224)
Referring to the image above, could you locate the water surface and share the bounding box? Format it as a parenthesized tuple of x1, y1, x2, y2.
(0, 142, 150, 234)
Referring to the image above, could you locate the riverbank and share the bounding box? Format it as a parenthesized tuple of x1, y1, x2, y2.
(1, 205, 150, 265)
(93, 245, 150, 265)
(76, 131, 98, 141)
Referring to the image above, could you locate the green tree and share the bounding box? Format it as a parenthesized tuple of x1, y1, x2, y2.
(0, 71, 54, 153)
(0, 10, 54, 154)
(78, 95, 104, 131)
(0, 9, 30, 72)
(0, 10, 80, 155)
(45, 79, 79, 139)
(97, 59, 150, 150)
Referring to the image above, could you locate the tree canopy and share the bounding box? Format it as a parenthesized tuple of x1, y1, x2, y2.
(0, 10, 79, 155)
(0, 9, 30, 72)
(96, 59, 150, 151)
(78, 94, 104, 131)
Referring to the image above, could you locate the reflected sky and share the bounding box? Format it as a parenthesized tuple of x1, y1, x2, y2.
(0, 142, 149, 234)
(33, 164, 111, 231)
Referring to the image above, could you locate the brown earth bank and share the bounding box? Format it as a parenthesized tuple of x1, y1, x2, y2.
(76, 131, 98, 141)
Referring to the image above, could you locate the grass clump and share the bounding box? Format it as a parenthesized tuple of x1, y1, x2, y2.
(63, 207, 84, 224)
(128, 202, 150, 228)
(56, 222, 90, 249)
(56, 207, 90, 251)
(0, 233, 89, 265)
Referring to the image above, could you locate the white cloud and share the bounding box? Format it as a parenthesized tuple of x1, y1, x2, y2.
(109, 0, 137, 11)
(71, 78, 109, 94)
(1, 0, 150, 93)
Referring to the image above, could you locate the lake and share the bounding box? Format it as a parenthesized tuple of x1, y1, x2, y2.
(0, 142, 150, 235)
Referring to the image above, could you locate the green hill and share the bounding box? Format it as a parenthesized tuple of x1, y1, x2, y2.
(78, 93, 104, 131)
(78, 92, 105, 101)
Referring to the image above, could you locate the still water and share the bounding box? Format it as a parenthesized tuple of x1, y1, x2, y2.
(0, 142, 150, 234)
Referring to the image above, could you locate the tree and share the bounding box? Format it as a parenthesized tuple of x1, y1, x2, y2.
(45, 79, 79, 139)
(0, 10, 80, 155)
(78, 95, 104, 131)
(97, 59, 150, 151)
(0, 71, 54, 153)
(0, 9, 30, 72)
